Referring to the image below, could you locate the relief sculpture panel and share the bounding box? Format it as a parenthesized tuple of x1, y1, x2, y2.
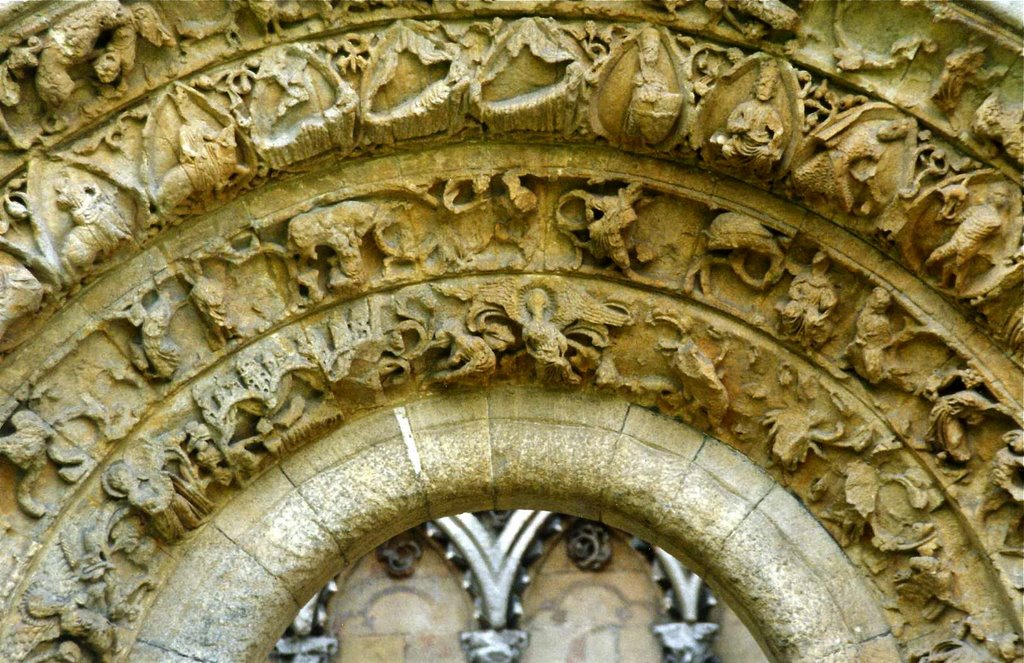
(0, 2, 1019, 662)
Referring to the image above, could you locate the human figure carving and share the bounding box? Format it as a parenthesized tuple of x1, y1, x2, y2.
(437, 279, 632, 384)
(124, 293, 180, 380)
(0, 410, 88, 518)
(776, 251, 838, 349)
(155, 109, 246, 210)
(56, 180, 133, 276)
(101, 437, 213, 541)
(557, 183, 646, 276)
(188, 268, 239, 345)
(624, 28, 682, 144)
(844, 287, 915, 388)
(34, 1, 173, 108)
(175, 421, 243, 491)
(711, 60, 785, 178)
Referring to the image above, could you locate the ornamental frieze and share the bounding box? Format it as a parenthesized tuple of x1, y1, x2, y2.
(0, 7, 1018, 363)
(1, 270, 1020, 661)
(0, 3, 1019, 662)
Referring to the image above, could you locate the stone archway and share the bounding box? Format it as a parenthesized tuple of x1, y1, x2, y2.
(132, 390, 895, 662)
(0, 2, 1020, 662)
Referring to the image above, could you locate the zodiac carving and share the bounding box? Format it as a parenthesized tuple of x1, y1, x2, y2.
(556, 182, 648, 276)
(0, 409, 89, 518)
(288, 200, 388, 298)
(776, 251, 838, 350)
(710, 0, 799, 38)
(972, 92, 1023, 165)
(685, 211, 788, 294)
(33, 1, 173, 109)
(101, 433, 214, 542)
(924, 182, 1012, 295)
(56, 179, 134, 277)
(791, 104, 916, 216)
(436, 278, 632, 384)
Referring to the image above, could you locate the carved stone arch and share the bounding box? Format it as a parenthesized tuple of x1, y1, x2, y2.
(131, 390, 897, 662)
(0, 2, 1020, 663)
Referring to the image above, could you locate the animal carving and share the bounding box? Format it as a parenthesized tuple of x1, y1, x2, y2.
(972, 92, 1023, 164)
(685, 212, 788, 293)
(241, 0, 332, 33)
(791, 104, 915, 216)
(56, 180, 134, 277)
(651, 312, 729, 427)
(925, 185, 1011, 294)
(288, 200, 389, 297)
(0, 410, 89, 517)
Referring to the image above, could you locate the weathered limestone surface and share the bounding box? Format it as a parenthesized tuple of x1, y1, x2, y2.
(0, 2, 1019, 662)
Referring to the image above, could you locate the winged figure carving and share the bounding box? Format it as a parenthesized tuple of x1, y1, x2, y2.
(435, 278, 632, 383)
